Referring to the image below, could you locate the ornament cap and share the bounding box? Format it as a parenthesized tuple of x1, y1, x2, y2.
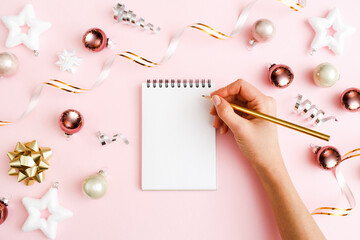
(310, 144, 321, 154)
(52, 182, 59, 189)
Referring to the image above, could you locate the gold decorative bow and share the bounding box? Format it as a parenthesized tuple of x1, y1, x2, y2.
(7, 140, 52, 186)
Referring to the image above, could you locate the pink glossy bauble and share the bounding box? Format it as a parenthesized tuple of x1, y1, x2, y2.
(59, 109, 84, 135)
(0, 198, 8, 225)
(82, 28, 108, 52)
(341, 88, 360, 111)
(315, 146, 341, 170)
(268, 64, 294, 88)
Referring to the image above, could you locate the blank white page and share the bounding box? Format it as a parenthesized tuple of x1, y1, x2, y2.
(142, 80, 216, 190)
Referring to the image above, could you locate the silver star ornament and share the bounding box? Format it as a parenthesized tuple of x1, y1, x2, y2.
(308, 8, 355, 55)
(22, 183, 73, 239)
(2, 4, 51, 55)
(56, 49, 82, 73)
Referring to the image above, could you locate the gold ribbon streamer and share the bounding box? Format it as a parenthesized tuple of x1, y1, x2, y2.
(116, 1, 257, 67)
(7, 140, 52, 186)
(0, 0, 257, 125)
(0, 56, 116, 126)
(312, 148, 360, 216)
(277, 0, 305, 11)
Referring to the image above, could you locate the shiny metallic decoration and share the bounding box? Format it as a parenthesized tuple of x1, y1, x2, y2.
(204, 95, 330, 141)
(249, 19, 276, 47)
(7, 140, 52, 185)
(0, 198, 9, 225)
(59, 109, 84, 136)
(0, 0, 257, 126)
(294, 94, 337, 126)
(341, 88, 360, 111)
(313, 63, 339, 88)
(311, 145, 359, 216)
(277, 0, 305, 11)
(268, 64, 294, 88)
(82, 170, 108, 199)
(313, 145, 342, 170)
(82, 28, 108, 52)
(0, 52, 19, 77)
(113, 3, 160, 33)
(97, 131, 129, 146)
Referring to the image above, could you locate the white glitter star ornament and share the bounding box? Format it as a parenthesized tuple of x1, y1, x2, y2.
(1, 4, 51, 56)
(56, 49, 82, 73)
(308, 8, 355, 55)
(22, 182, 73, 240)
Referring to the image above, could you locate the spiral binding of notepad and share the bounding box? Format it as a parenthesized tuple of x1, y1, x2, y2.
(146, 79, 212, 88)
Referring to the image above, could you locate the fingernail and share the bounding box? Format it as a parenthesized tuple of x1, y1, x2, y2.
(212, 95, 221, 106)
(220, 126, 225, 134)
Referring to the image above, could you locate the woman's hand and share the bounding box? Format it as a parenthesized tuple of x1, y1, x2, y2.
(211, 79, 326, 240)
(210, 79, 282, 170)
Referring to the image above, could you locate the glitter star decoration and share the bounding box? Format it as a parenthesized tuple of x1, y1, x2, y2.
(22, 183, 73, 240)
(1, 4, 51, 55)
(56, 49, 82, 73)
(308, 8, 356, 55)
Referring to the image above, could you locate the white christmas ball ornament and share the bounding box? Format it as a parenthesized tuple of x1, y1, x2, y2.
(313, 63, 339, 88)
(82, 170, 108, 199)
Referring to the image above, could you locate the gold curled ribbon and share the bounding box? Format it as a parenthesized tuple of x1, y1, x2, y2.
(7, 140, 52, 186)
(277, 0, 305, 11)
(0, 0, 257, 126)
(312, 148, 360, 216)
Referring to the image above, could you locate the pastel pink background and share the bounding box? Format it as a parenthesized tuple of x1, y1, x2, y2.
(0, 0, 359, 239)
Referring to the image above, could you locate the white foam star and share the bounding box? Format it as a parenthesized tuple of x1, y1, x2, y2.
(56, 49, 82, 73)
(308, 8, 355, 55)
(22, 183, 73, 239)
(1, 4, 51, 55)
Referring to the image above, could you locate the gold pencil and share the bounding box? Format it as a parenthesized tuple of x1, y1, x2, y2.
(202, 95, 330, 142)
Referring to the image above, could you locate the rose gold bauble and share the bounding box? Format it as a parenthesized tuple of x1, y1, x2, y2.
(268, 64, 294, 88)
(341, 88, 360, 111)
(82, 28, 108, 52)
(59, 109, 84, 135)
(0, 198, 8, 225)
(315, 146, 341, 170)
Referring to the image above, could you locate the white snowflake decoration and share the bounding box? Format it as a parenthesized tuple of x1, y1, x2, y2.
(56, 49, 82, 73)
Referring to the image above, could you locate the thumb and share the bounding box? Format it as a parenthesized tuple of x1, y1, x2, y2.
(212, 95, 247, 132)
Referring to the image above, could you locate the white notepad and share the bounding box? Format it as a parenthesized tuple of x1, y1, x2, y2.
(142, 79, 216, 190)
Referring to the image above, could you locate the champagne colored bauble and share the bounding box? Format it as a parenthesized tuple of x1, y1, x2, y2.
(250, 19, 276, 46)
(0, 52, 19, 77)
(82, 170, 108, 199)
(313, 63, 339, 88)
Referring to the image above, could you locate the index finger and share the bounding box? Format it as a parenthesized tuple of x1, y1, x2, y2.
(210, 79, 267, 103)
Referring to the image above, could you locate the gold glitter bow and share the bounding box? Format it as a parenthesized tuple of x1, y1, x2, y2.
(7, 140, 52, 186)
